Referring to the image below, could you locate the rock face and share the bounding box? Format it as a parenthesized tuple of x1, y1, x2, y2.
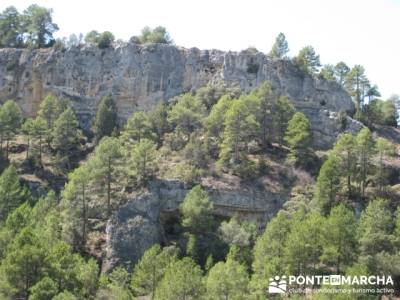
(102, 179, 286, 272)
(0, 44, 356, 148)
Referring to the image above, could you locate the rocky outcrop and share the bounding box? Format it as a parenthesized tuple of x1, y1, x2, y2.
(102, 179, 287, 272)
(0, 44, 356, 148)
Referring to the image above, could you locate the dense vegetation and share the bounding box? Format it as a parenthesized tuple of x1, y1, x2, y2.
(0, 74, 397, 298)
(0, 5, 399, 299)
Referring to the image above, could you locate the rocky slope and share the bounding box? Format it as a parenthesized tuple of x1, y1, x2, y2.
(0, 43, 359, 149)
(102, 178, 288, 271)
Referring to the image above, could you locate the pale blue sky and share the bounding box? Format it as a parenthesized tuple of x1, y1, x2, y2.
(1, 0, 399, 99)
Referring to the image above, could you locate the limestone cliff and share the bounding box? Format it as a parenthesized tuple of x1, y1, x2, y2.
(0, 43, 358, 149)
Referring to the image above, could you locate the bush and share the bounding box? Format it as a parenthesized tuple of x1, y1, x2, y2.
(138, 26, 172, 44)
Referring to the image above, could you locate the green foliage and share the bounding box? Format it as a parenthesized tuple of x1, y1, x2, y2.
(345, 65, 368, 114)
(0, 5, 58, 48)
(218, 99, 259, 167)
(293, 46, 321, 74)
(52, 107, 82, 170)
(206, 258, 249, 300)
(315, 154, 342, 214)
(23, 4, 59, 48)
(375, 138, 395, 191)
(138, 26, 172, 44)
(0, 100, 22, 159)
(284, 112, 313, 165)
(180, 185, 214, 233)
(130, 138, 157, 186)
(29, 277, 58, 300)
(196, 84, 228, 110)
(273, 95, 295, 145)
(269, 32, 289, 58)
(321, 204, 357, 273)
(131, 244, 178, 297)
(319, 64, 335, 80)
(0, 6, 23, 48)
(355, 127, 375, 197)
(122, 111, 153, 144)
(148, 102, 170, 147)
(251, 212, 291, 296)
(168, 93, 206, 142)
(91, 136, 124, 216)
(92, 95, 118, 142)
(332, 133, 356, 197)
(154, 257, 204, 300)
(85, 30, 115, 48)
(358, 198, 394, 257)
(0, 165, 30, 219)
(284, 212, 324, 275)
(334, 62, 350, 86)
(61, 164, 91, 248)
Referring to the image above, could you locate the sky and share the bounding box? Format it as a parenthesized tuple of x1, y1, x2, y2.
(1, 0, 399, 99)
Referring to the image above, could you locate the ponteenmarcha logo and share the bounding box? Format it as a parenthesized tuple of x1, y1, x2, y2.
(268, 275, 287, 293)
(267, 274, 394, 294)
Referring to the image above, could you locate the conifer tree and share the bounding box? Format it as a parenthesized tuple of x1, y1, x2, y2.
(206, 258, 249, 299)
(355, 128, 375, 197)
(0, 165, 29, 219)
(0, 100, 22, 159)
(154, 257, 204, 300)
(122, 111, 153, 143)
(269, 32, 289, 59)
(92, 95, 118, 143)
(91, 137, 123, 217)
(51, 108, 82, 170)
(180, 185, 214, 234)
(284, 112, 312, 165)
(315, 154, 342, 214)
(130, 138, 157, 186)
(332, 133, 356, 197)
(321, 204, 357, 273)
(131, 244, 178, 298)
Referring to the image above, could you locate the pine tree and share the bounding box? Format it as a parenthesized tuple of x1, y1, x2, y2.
(358, 199, 394, 257)
(321, 204, 357, 273)
(122, 111, 153, 143)
(91, 136, 123, 217)
(0, 100, 22, 159)
(154, 257, 204, 300)
(332, 133, 356, 198)
(315, 154, 342, 214)
(61, 164, 91, 249)
(269, 32, 289, 59)
(38, 94, 67, 145)
(293, 46, 321, 74)
(30, 117, 47, 165)
(180, 185, 214, 234)
(273, 95, 295, 145)
(51, 108, 82, 170)
(206, 258, 249, 299)
(251, 212, 291, 296)
(21, 118, 34, 159)
(355, 128, 375, 197)
(334, 62, 350, 86)
(92, 95, 118, 143)
(0, 165, 29, 219)
(284, 112, 312, 165)
(130, 138, 157, 186)
(167, 93, 206, 141)
(375, 138, 395, 192)
(149, 102, 170, 147)
(345, 65, 368, 115)
(131, 244, 178, 298)
(284, 212, 324, 276)
(218, 99, 259, 166)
